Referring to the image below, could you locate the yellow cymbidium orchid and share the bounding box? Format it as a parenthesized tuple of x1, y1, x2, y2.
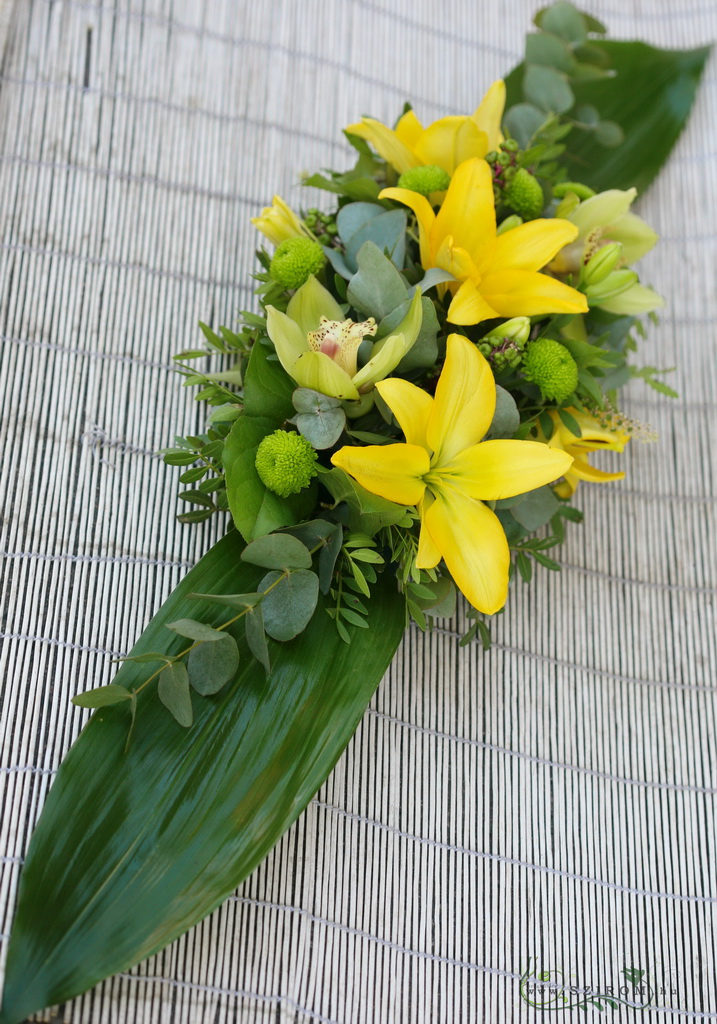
(345, 81, 505, 176)
(551, 187, 663, 315)
(331, 334, 573, 614)
(380, 158, 588, 326)
(251, 196, 312, 246)
(538, 408, 630, 498)
(266, 276, 423, 401)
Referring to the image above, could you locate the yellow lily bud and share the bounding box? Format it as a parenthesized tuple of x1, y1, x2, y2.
(251, 195, 311, 246)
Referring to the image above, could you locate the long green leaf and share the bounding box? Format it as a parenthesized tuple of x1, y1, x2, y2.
(0, 531, 405, 1023)
(505, 41, 710, 193)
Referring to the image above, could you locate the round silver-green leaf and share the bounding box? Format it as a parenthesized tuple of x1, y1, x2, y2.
(259, 569, 320, 641)
(187, 634, 240, 695)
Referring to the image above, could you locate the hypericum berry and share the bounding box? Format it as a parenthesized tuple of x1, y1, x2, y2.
(255, 430, 318, 498)
(503, 168, 545, 220)
(522, 338, 579, 403)
(397, 165, 451, 196)
(269, 237, 326, 290)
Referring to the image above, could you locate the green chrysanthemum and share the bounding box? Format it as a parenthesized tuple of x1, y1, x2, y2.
(255, 430, 318, 497)
(269, 237, 326, 290)
(397, 164, 451, 196)
(504, 168, 544, 220)
(523, 338, 579, 403)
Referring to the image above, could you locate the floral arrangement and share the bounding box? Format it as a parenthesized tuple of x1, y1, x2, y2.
(0, 5, 709, 1021)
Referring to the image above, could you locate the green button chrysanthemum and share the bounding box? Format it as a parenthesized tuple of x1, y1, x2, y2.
(523, 338, 578, 403)
(504, 168, 544, 220)
(255, 430, 318, 498)
(397, 165, 451, 196)
(269, 237, 326, 290)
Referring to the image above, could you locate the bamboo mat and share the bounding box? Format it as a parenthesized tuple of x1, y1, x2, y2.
(0, 1, 715, 1021)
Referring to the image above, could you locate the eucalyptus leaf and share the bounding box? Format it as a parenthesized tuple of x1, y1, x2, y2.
(345, 210, 407, 272)
(408, 267, 456, 295)
(259, 569, 320, 641)
(166, 619, 227, 643)
(524, 64, 574, 114)
(188, 634, 240, 696)
(292, 388, 343, 414)
(525, 31, 576, 72)
(158, 662, 193, 727)
(336, 202, 386, 243)
(378, 296, 439, 374)
(296, 407, 346, 449)
(536, 1, 587, 43)
(502, 102, 546, 147)
(346, 241, 408, 319)
(71, 685, 133, 709)
(484, 386, 520, 440)
(241, 533, 312, 571)
(510, 486, 560, 531)
(244, 604, 271, 674)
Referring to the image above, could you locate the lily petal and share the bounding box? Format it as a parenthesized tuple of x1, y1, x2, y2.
(440, 440, 573, 499)
(331, 443, 429, 505)
(413, 116, 488, 174)
(479, 218, 579, 276)
(292, 351, 360, 400)
(434, 158, 495, 261)
(480, 270, 588, 317)
(428, 334, 496, 464)
(395, 108, 423, 149)
(446, 280, 501, 325)
(471, 79, 505, 150)
(569, 456, 626, 484)
(345, 118, 419, 175)
(379, 186, 435, 268)
(424, 485, 510, 614)
(598, 282, 664, 315)
(416, 492, 441, 568)
(376, 377, 433, 449)
(266, 305, 308, 373)
(287, 275, 344, 336)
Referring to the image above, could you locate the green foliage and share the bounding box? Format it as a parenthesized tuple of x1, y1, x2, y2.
(71, 684, 133, 709)
(188, 635, 240, 696)
(0, 532, 406, 1023)
(158, 662, 193, 727)
(325, 203, 407, 280)
(292, 388, 347, 449)
(259, 569, 321, 641)
(241, 533, 313, 571)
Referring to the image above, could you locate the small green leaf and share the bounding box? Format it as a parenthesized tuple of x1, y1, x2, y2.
(525, 31, 576, 72)
(241, 533, 312, 571)
(292, 388, 342, 414)
(72, 684, 133, 708)
(557, 407, 582, 436)
(339, 608, 369, 629)
(516, 551, 533, 583)
(259, 569, 320, 641)
(594, 120, 624, 147)
(157, 662, 193, 727)
(296, 407, 347, 449)
(166, 619, 227, 643)
(179, 466, 208, 484)
(245, 604, 271, 674)
(188, 635, 240, 695)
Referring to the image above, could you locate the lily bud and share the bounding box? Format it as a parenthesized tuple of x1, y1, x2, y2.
(581, 242, 623, 286)
(483, 316, 531, 346)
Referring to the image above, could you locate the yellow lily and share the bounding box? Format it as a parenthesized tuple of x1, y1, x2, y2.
(331, 334, 573, 614)
(266, 275, 423, 400)
(345, 81, 505, 176)
(538, 409, 630, 497)
(251, 196, 312, 246)
(380, 158, 588, 326)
